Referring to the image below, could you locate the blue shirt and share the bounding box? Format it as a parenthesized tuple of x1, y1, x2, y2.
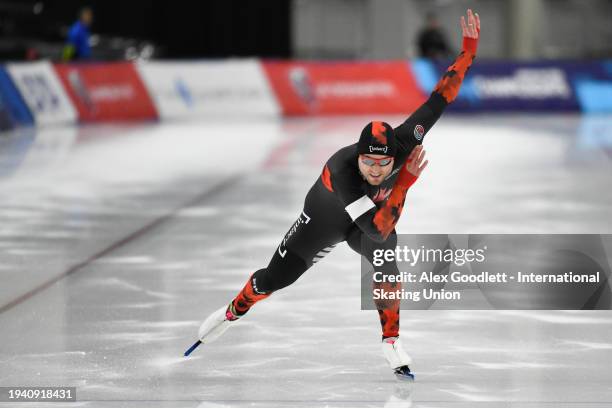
(67, 21, 91, 59)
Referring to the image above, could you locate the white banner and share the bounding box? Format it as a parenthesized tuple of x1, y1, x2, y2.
(6, 62, 77, 126)
(136, 59, 280, 119)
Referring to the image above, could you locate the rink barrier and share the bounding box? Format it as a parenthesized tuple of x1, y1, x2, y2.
(0, 67, 33, 131)
(262, 60, 426, 115)
(410, 59, 612, 113)
(3, 59, 612, 128)
(53, 62, 158, 122)
(5, 61, 77, 126)
(136, 59, 280, 119)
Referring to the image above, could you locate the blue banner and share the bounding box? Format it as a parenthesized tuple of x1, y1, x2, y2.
(0, 66, 34, 130)
(411, 59, 612, 113)
(573, 60, 612, 113)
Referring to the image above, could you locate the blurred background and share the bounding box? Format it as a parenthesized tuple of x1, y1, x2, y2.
(0, 1, 611, 407)
(0, 0, 611, 61)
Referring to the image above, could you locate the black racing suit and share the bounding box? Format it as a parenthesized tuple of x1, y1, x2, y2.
(232, 43, 477, 337)
(257, 90, 445, 287)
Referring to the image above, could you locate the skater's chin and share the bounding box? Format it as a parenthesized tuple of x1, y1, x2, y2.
(367, 175, 384, 185)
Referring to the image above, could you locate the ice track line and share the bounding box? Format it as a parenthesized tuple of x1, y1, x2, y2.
(0, 175, 244, 315)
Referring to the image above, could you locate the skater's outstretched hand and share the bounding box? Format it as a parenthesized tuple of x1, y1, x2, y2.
(460, 9, 480, 55)
(461, 9, 480, 39)
(405, 145, 428, 177)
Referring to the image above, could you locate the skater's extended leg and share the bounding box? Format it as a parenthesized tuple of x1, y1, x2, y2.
(197, 202, 341, 345)
(231, 248, 308, 316)
(197, 248, 308, 344)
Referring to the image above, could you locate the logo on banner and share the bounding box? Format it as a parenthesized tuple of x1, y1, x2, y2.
(414, 124, 424, 140)
(174, 78, 194, 108)
(54, 63, 157, 122)
(67, 70, 95, 113)
(67, 69, 137, 114)
(20, 74, 60, 113)
(289, 67, 315, 108)
(316, 81, 395, 98)
(473, 68, 571, 99)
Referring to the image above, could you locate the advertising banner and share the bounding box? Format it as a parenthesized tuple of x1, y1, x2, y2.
(411, 59, 612, 113)
(6, 61, 77, 126)
(0, 67, 33, 131)
(54, 62, 158, 122)
(136, 60, 280, 119)
(263, 61, 426, 115)
(412, 59, 579, 112)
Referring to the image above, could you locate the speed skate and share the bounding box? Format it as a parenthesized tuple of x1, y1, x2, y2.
(184, 304, 239, 356)
(382, 337, 415, 380)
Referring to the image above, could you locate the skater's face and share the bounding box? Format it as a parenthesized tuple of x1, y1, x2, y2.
(358, 154, 394, 185)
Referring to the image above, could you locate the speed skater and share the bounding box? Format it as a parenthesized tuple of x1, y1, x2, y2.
(189, 9, 481, 380)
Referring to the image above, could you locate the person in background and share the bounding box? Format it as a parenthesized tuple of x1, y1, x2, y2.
(417, 12, 452, 59)
(63, 7, 93, 61)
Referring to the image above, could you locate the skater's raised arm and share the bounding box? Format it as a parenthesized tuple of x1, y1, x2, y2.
(339, 146, 428, 243)
(395, 9, 480, 155)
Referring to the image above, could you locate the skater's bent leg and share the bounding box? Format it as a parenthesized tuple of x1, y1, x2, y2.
(375, 267, 401, 339)
(231, 248, 308, 316)
(373, 256, 401, 339)
(346, 226, 401, 339)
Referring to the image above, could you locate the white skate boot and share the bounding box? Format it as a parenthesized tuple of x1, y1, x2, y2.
(184, 304, 239, 356)
(381, 336, 414, 380)
(198, 304, 239, 343)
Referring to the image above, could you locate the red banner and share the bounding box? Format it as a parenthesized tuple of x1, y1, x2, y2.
(263, 61, 426, 115)
(54, 62, 157, 122)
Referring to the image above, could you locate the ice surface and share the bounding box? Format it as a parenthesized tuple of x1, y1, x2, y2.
(1, 114, 611, 407)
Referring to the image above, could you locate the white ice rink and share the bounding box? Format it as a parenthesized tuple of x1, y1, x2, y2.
(1, 114, 611, 407)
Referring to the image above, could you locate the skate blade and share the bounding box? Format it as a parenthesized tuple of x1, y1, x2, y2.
(184, 340, 202, 357)
(395, 372, 415, 381)
(394, 366, 415, 381)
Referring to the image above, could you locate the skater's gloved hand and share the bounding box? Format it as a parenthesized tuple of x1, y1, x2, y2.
(461, 9, 480, 56)
(396, 146, 428, 188)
